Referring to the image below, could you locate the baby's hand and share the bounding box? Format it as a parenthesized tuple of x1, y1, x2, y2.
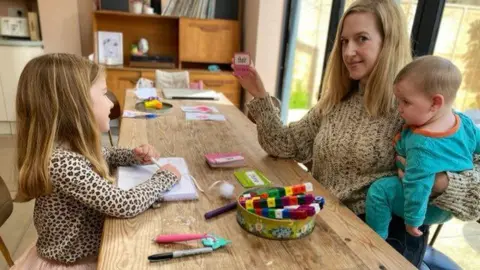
(405, 224, 423, 237)
(133, 144, 160, 164)
(396, 155, 406, 179)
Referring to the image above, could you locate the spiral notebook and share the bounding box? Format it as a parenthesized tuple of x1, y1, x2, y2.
(117, 157, 198, 201)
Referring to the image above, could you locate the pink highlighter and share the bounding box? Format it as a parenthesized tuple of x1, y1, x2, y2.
(153, 233, 213, 243)
(233, 52, 250, 76)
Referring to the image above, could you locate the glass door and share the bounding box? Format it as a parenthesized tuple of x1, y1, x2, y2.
(284, 0, 334, 123)
(433, 0, 480, 121)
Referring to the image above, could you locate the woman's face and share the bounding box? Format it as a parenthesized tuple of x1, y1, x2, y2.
(341, 12, 383, 85)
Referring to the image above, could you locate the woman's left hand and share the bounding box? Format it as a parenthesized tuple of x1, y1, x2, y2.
(133, 144, 160, 164)
(396, 156, 450, 195)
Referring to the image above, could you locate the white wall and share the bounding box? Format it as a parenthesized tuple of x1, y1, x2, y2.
(38, 0, 82, 55)
(242, 0, 285, 109)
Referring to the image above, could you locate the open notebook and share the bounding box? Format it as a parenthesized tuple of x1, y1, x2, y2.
(117, 157, 198, 201)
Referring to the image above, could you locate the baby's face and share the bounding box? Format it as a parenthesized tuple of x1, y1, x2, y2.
(394, 79, 435, 126)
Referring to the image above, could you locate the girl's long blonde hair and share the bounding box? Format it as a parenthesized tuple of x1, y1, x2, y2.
(318, 0, 412, 116)
(16, 53, 111, 200)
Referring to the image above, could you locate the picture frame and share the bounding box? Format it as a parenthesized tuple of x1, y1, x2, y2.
(97, 31, 123, 65)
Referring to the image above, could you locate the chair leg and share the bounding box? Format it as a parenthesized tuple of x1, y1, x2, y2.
(108, 130, 114, 147)
(0, 235, 14, 267)
(429, 224, 443, 246)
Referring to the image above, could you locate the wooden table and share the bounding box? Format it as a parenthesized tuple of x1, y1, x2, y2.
(98, 90, 414, 270)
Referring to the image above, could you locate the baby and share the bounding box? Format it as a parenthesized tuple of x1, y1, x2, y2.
(366, 55, 480, 238)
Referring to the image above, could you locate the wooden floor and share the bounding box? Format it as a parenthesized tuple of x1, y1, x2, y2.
(0, 129, 479, 269)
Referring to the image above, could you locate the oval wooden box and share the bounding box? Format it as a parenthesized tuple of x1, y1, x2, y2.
(236, 187, 316, 240)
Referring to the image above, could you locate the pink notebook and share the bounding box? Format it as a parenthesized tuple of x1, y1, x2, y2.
(205, 152, 246, 168)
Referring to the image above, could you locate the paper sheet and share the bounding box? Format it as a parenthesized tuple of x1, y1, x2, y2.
(117, 158, 198, 201)
(185, 113, 226, 121)
(181, 105, 219, 113)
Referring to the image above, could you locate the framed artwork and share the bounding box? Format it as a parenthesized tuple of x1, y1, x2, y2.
(97, 31, 123, 65)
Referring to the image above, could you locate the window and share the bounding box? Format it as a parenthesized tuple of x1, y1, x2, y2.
(433, 0, 480, 115)
(286, 0, 333, 123)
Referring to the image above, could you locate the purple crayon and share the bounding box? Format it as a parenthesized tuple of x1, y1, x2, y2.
(204, 201, 237, 220)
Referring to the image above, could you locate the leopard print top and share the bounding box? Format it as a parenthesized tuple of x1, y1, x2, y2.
(34, 147, 179, 263)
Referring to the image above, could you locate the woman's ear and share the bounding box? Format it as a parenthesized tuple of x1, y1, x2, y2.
(431, 94, 445, 112)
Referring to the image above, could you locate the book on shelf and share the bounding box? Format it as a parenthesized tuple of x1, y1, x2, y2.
(162, 0, 238, 20)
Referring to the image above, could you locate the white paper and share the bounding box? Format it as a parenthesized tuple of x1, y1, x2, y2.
(181, 106, 219, 113)
(117, 158, 198, 201)
(122, 110, 156, 118)
(185, 113, 226, 121)
(135, 88, 158, 99)
(122, 110, 141, 118)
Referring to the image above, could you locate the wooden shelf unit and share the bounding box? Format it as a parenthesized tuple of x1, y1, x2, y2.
(92, 10, 242, 109)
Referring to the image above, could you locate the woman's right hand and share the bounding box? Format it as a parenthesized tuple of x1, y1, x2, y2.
(160, 164, 181, 180)
(231, 63, 268, 98)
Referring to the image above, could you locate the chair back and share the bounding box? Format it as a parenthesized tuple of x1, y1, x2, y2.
(0, 176, 13, 227)
(106, 91, 121, 120)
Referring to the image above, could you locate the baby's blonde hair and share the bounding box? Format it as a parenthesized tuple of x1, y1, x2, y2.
(16, 53, 112, 200)
(394, 55, 462, 104)
(318, 0, 412, 116)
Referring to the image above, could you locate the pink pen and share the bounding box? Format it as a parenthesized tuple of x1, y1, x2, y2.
(152, 233, 211, 243)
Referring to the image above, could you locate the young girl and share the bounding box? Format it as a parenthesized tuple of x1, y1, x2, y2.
(12, 53, 180, 269)
(366, 55, 480, 239)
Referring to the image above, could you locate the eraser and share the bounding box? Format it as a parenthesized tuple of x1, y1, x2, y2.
(304, 182, 313, 192)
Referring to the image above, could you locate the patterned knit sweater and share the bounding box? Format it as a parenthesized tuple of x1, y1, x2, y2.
(247, 90, 480, 220)
(34, 147, 179, 263)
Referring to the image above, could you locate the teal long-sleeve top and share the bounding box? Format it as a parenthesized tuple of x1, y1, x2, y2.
(395, 112, 480, 227)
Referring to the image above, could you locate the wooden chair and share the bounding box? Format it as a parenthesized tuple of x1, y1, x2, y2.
(0, 175, 14, 267)
(247, 96, 313, 171)
(106, 91, 121, 147)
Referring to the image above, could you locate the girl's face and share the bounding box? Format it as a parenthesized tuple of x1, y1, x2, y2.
(341, 12, 383, 85)
(90, 75, 113, 133)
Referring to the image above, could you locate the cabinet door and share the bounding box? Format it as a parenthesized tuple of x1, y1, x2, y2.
(106, 69, 140, 112)
(0, 46, 44, 121)
(140, 71, 156, 82)
(189, 71, 241, 107)
(179, 18, 239, 63)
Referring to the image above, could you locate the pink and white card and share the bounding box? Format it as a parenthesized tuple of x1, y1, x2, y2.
(185, 112, 226, 121)
(205, 152, 246, 168)
(180, 105, 219, 113)
(233, 52, 250, 76)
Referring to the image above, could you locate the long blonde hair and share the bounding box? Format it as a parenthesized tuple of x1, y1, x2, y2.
(318, 0, 412, 116)
(16, 53, 111, 200)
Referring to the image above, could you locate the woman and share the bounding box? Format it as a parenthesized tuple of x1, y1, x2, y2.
(235, 0, 480, 267)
